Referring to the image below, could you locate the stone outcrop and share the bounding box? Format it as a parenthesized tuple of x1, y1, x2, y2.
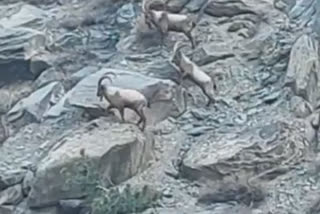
(0, 4, 50, 85)
(45, 68, 180, 126)
(7, 82, 65, 127)
(285, 34, 320, 108)
(181, 120, 310, 182)
(27, 120, 154, 208)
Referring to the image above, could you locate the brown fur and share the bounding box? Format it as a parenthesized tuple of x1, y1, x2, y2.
(141, 0, 203, 49)
(96, 72, 148, 131)
(170, 42, 217, 106)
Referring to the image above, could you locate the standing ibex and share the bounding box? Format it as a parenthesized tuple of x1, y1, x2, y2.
(169, 41, 217, 107)
(141, 0, 209, 49)
(96, 72, 150, 131)
(96, 72, 181, 131)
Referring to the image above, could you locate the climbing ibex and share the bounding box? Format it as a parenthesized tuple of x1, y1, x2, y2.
(141, 0, 209, 49)
(169, 41, 217, 107)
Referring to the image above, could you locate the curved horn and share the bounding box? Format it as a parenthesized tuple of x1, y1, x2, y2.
(171, 41, 190, 62)
(142, 0, 149, 13)
(97, 75, 113, 88)
(97, 75, 113, 101)
(102, 71, 117, 78)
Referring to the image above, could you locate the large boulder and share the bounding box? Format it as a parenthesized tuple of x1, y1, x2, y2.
(180, 120, 310, 182)
(0, 4, 48, 29)
(27, 120, 154, 208)
(0, 184, 23, 205)
(284, 34, 320, 108)
(204, 0, 256, 17)
(0, 169, 26, 191)
(45, 68, 181, 127)
(7, 82, 65, 127)
(0, 4, 50, 85)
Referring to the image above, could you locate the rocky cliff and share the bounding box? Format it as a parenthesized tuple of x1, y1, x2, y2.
(0, 0, 320, 213)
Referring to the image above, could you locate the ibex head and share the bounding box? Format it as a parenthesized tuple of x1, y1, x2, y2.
(96, 72, 117, 101)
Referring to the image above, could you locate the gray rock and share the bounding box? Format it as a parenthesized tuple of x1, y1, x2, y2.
(116, 3, 136, 25)
(0, 169, 26, 191)
(204, 0, 256, 17)
(0, 184, 23, 205)
(22, 170, 35, 197)
(185, 0, 208, 12)
(312, 0, 320, 37)
(290, 96, 313, 118)
(0, 27, 47, 85)
(7, 82, 65, 126)
(191, 44, 235, 66)
(0, 205, 14, 214)
(27, 120, 154, 208)
(0, 4, 48, 29)
(167, 0, 190, 13)
(285, 34, 320, 107)
(0, 4, 49, 85)
(57, 199, 86, 214)
(274, 0, 296, 16)
(181, 120, 309, 182)
(34, 68, 66, 89)
(45, 68, 179, 127)
(15, 201, 58, 214)
(63, 66, 99, 91)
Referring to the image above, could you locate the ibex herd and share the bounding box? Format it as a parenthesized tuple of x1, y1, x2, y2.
(96, 0, 218, 131)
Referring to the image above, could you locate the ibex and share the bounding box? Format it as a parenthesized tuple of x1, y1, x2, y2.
(96, 72, 179, 131)
(169, 41, 217, 107)
(141, 0, 209, 49)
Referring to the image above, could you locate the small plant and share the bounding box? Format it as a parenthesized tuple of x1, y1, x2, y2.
(61, 149, 161, 214)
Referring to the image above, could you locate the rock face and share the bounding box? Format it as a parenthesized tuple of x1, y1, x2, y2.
(181, 120, 309, 182)
(0, 4, 49, 85)
(27, 120, 154, 208)
(45, 68, 179, 127)
(1, 0, 320, 213)
(285, 34, 320, 108)
(0, 184, 23, 205)
(204, 0, 256, 17)
(7, 82, 65, 127)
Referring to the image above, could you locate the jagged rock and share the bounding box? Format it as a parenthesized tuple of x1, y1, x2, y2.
(289, 0, 314, 23)
(274, 0, 296, 16)
(313, 0, 320, 37)
(0, 184, 23, 205)
(0, 4, 48, 29)
(290, 95, 313, 118)
(22, 170, 35, 197)
(27, 120, 154, 208)
(0, 205, 14, 214)
(34, 68, 66, 89)
(180, 120, 309, 182)
(45, 68, 180, 127)
(185, 0, 208, 12)
(204, 0, 256, 17)
(57, 199, 86, 214)
(0, 27, 47, 85)
(0, 169, 26, 191)
(63, 66, 99, 91)
(285, 34, 320, 107)
(116, 3, 136, 26)
(0, 3, 50, 85)
(167, 0, 190, 13)
(7, 82, 65, 126)
(15, 201, 58, 214)
(198, 178, 264, 206)
(191, 44, 235, 66)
